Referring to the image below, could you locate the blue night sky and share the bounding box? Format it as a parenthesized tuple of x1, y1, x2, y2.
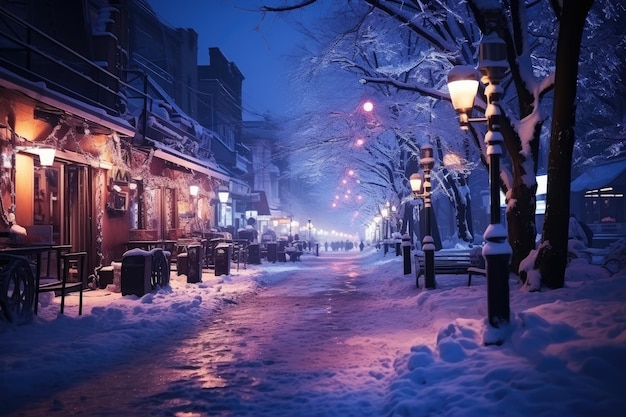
(146, 0, 326, 120)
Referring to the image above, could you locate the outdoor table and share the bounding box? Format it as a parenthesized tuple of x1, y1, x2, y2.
(126, 240, 167, 251)
(175, 238, 206, 251)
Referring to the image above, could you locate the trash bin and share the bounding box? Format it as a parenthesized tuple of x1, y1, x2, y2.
(176, 252, 188, 276)
(186, 244, 203, 283)
(277, 240, 288, 262)
(121, 250, 152, 296)
(247, 243, 261, 265)
(214, 243, 232, 276)
(267, 242, 277, 263)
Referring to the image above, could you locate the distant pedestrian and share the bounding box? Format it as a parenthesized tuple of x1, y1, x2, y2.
(359, 241, 364, 251)
(324, 241, 328, 252)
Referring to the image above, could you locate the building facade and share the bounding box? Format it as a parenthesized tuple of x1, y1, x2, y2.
(0, 0, 284, 281)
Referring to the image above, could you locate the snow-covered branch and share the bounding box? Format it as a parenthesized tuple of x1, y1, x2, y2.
(259, 0, 318, 12)
(359, 76, 448, 102)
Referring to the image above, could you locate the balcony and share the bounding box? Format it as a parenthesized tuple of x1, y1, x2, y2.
(0, 7, 126, 117)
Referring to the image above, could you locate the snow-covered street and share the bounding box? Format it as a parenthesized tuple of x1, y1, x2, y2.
(1, 251, 418, 416)
(1, 248, 626, 416)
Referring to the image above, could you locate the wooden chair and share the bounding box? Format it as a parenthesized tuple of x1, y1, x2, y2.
(43, 244, 72, 280)
(37, 252, 87, 315)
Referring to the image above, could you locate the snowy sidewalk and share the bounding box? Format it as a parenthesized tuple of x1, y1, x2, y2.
(1, 249, 625, 416)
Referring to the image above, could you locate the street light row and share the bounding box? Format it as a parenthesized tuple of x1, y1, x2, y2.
(359, 27, 512, 331)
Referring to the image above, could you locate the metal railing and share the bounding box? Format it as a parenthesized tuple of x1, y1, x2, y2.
(0, 7, 131, 116)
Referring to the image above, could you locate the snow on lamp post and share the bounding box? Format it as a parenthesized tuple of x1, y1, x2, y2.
(447, 30, 511, 328)
(308, 219, 312, 252)
(410, 144, 436, 289)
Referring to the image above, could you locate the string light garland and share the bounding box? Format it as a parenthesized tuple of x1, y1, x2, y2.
(0, 122, 17, 227)
(0, 111, 219, 242)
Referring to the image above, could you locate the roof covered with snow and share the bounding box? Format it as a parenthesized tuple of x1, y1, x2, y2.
(571, 157, 626, 192)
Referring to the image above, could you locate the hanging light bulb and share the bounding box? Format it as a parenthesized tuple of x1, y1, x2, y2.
(217, 185, 229, 203)
(37, 147, 56, 166)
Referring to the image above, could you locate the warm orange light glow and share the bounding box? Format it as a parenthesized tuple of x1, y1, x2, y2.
(15, 120, 46, 141)
(355, 138, 364, 146)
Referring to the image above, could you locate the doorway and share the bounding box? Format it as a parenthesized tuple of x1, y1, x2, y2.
(33, 162, 90, 249)
(65, 164, 90, 252)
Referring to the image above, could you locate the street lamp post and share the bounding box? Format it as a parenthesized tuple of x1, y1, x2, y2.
(381, 205, 389, 255)
(447, 29, 511, 327)
(409, 144, 436, 289)
(308, 219, 312, 252)
(385, 201, 391, 245)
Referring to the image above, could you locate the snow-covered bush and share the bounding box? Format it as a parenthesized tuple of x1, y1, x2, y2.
(602, 238, 626, 275)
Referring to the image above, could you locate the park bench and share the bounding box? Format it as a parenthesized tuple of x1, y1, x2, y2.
(414, 248, 485, 287)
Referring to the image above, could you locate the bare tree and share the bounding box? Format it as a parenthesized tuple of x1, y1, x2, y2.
(258, 0, 625, 286)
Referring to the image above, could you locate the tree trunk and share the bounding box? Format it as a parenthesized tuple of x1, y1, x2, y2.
(455, 187, 469, 240)
(538, 0, 594, 288)
(507, 179, 538, 277)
